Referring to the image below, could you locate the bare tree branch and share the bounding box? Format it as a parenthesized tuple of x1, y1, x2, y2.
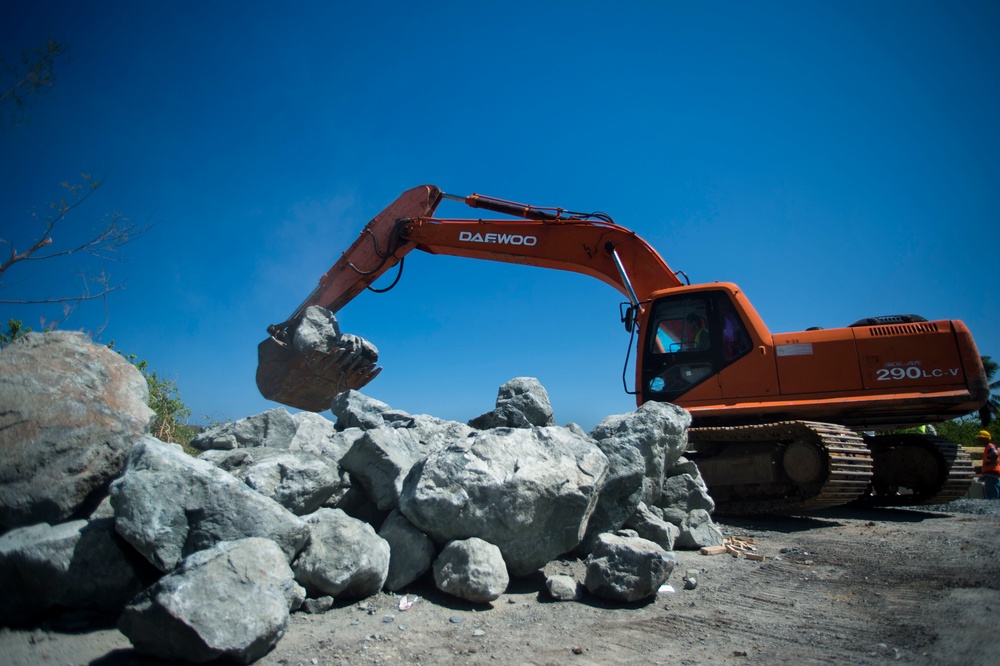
(0, 176, 152, 308)
(0, 39, 69, 126)
(1, 40, 150, 322)
(0, 285, 123, 304)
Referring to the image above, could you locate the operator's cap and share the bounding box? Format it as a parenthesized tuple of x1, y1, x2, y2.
(977, 430, 992, 440)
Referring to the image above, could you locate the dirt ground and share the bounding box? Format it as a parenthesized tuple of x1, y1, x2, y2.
(3, 501, 998, 666)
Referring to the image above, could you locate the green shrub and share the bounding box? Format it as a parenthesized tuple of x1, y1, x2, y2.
(117, 352, 196, 450)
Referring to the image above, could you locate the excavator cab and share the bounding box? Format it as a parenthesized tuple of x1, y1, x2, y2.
(641, 288, 753, 402)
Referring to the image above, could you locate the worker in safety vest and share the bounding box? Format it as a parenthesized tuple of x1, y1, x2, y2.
(979, 430, 999, 500)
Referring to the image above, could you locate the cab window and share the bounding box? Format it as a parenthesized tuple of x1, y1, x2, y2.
(718, 297, 752, 361)
(650, 299, 710, 354)
(643, 291, 752, 399)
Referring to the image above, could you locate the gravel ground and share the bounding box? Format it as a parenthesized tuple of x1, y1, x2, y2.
(929, 498, 1000, 516)
(3, 499, 999, 665)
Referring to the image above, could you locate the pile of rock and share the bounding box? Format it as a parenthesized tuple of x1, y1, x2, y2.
(0, 332, 722, 663)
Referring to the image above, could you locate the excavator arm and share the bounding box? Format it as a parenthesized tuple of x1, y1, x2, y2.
(257, 185, 683, 410)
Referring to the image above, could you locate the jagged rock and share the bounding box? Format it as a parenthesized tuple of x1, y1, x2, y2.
(584, 531, 676, 603)
(0, 518, 149, 626)
(329, 411, 490, 524)
(288, 307, 380, 374)
(0, 331, 154, 528)
(379, 510, 436, 592)
(300, 596, 335, 614)
(330, 390, 395, 430)
(674, 509, 724, 549)
(624, 502, 680, 551)
(189, 408, 298, 451)
(390, 413, 475, 456)
(589, 401, 691, 505)
(497, 377, 555, 426)
(470, 377, 555, 428)
(289, 413, 360, 463)
(433, 537, 509, 603)
(578, 433, 647, 553)
(199, 447, 341, 516)
(652, 461, 722, 549)
(657, 472, 716, 515)
(339, 428, 421, 512)
(656, 503, 687, 527)
(546, 574, 582, 601)
(468, 403, 532, 430)
(666, 456, 706, 485)
(400, 426, 608, 576)
(332, 393, 474, 451)
(291, 508, 390, 599)
(110, 436, 309, 572)
(291, 305, 342, 354)
(119, 537, 304, 664)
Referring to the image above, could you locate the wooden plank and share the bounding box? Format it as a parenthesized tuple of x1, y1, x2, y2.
(699, 545, 727, 556)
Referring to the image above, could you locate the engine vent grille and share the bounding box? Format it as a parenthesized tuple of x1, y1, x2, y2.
(869, 322, 940, 337)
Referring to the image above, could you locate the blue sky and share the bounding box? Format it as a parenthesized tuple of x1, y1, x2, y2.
(2, 1, 997, 431)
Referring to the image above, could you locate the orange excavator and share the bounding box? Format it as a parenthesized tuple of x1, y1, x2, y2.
(257, 185, 988, 513)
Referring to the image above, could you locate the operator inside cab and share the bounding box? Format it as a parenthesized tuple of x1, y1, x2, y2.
(644, 291, 753, 398)
(684, 312, 709, 351)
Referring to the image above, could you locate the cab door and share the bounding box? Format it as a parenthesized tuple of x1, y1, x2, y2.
(641, 288, 773, 406)
(641, 293, 722, 403)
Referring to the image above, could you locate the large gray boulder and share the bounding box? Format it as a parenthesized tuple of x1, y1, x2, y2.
(624, 502, 680, 551)
(379, 510, 436, 592)
(589, 401, 690, 505)
(0, 518, 148, 625)
(291, 508, 390, 599)
(433, 537, 509, 603)
(399, 426, 608, 576)
(119, 538, 304, 664)
(578, 434, 647, 553)
(0, 331, 154, 528)
(331, 391, 475, 446)
(546, 574, 582, 601)
(653, 458, 723, 549)
(584, 531, 676, 603)
(330, 390, 396, 430)
(291, 307, 379, 380)
(469, 377, 555, 428)
(289, 412, 360, 463)
(657, 472, 716, 519)
(339, 428, 421, 512)
(496, 377, 555, 426)
(674, 509, 725, 549)
(198, 447, 341, 516)
(468, 404, 532, 430)
(291, 305, 341, 353)
(110, 436, 309, 571)
(394, 413, 475, 454)
(189, 408, 298, 451)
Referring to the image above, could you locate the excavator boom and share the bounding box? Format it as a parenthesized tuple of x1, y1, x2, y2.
(258, 185, 681, 410)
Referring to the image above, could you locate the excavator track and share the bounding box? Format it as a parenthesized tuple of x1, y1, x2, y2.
(856, 434, 975, 507)
(687, 421, 873, 516)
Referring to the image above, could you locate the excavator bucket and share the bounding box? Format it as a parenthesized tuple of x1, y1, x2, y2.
(256, 330, 381, 412)
(256, 185, 442, 411)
